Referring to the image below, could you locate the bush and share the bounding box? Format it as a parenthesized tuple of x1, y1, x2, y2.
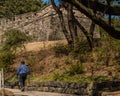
(2, 29, 31, 53)
(66, 63, 84, 76)
(51, 43, 70, 57)
(92, 76, 109, 82)
(65, 58, 72, 65)
(0, 29, 31, 70)
(70, 39, 91, 60)
(53, 73, 68, 81)
(0, 51, 15, 69)
(73, 38, 91, 54)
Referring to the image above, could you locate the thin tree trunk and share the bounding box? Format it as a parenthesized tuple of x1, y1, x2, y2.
(51, 0, 73, 47)
(74, 18, 92, 50)
(106, 0, 112, 26)
(89, 21, 95, 48)
(66, 3, 78, 48)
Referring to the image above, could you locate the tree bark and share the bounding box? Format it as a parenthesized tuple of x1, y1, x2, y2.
(63, 0, 120, 15)
(62, 0, 120, 39)
(66, 3, 78, 48)
(89, 21, 95, 47)
(74, 18, 93, 50)
(50, 0, 73, 47)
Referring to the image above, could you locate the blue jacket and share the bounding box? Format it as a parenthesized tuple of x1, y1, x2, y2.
(16, 63, 30, 75)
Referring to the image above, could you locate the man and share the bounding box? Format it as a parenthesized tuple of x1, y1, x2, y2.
(16, 60, 30, 91)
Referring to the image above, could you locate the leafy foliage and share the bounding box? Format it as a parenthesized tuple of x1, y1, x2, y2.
(0, 0, 46, 18)
(2, 29, 31, 53)
(53, 73, 68, 81)
(51, 43, 70, 57)
(66, 63, 84, 76)
(0, 29, 31, 69)
(0, 51, 15, 69)
(73, 38, 91, 54)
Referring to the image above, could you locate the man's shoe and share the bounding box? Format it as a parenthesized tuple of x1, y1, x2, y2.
(21, 87, 24, 92)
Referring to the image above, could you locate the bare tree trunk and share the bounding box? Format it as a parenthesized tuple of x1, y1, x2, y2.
(74, 18, 92, 50)
(66, 3, 78, 48)
(51, 0, 73, 48)
(51, 0, 94, 50)
(106, 0, 112, 26)
(89, 21, 95, 48)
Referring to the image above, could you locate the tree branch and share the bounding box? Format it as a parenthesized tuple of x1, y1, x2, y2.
(62, 0, 120, 39)
(63, 0, 120, 16)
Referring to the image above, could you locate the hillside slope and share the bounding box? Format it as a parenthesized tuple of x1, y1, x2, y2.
(11, 40, 68, 80)
(9, 40, 120, 83)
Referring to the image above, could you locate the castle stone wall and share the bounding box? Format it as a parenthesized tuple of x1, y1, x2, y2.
(0, 5, 99, 43)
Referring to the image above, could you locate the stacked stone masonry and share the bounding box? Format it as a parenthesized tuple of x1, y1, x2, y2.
(26, 80, 120, 96)
(13, 81, 93, 96)
(5, 80, 120, 96)
(0, 5, 100, 43)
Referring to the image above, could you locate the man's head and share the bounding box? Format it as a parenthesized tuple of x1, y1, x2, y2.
(21, 60, 25, 64)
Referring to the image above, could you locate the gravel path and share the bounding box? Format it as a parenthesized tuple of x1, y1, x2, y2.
(5, 88, 79, 96)
(2, 88, 120, 96)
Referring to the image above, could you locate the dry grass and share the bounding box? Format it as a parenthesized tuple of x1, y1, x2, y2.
(12, 40, 68, 76)
(9, 40, 120, 82)
(25, 40, 67, 52)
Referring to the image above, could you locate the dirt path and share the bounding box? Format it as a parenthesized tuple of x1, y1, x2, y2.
(4, 88, 78, 96)
(2, 88, 120, 96)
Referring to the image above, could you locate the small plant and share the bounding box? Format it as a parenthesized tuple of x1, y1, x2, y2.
(0, 29, 31, 70)
(93, 76, 109, 82)
(53, 73, 68, 81)
(70, 38, 91, 60)
(51, 43, 70, 57)
(66, 62, 84, 76)
(0, 51, 15, 70)
(73, 38, 91, 54)
(2, 29, 31, 53)
(65, 58, 72, 65)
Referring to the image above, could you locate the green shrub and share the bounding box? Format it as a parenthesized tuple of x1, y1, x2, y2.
(70, 38, 91, 59)
(2, 29, 31, 53)
(0, 29, 31, 70)
(64, 58, 72, 65)
(0, 51, 15, 69)
(51, 43, 70, 57)
(92, 76, 109, 82)
(66, 63, 84, 76)
(53, 73, 68, 81)
(73, 38, 91, 54)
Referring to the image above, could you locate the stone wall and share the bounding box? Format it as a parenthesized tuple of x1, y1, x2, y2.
(5, 81, 93, 96)
(6, 80, 120, 96)
(30, 81, 93, 95)
(0, 5, 99, 43)
(0, 5, 62, 42)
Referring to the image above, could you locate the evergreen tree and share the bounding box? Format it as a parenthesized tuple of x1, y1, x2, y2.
(0, 0, 46, 18)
